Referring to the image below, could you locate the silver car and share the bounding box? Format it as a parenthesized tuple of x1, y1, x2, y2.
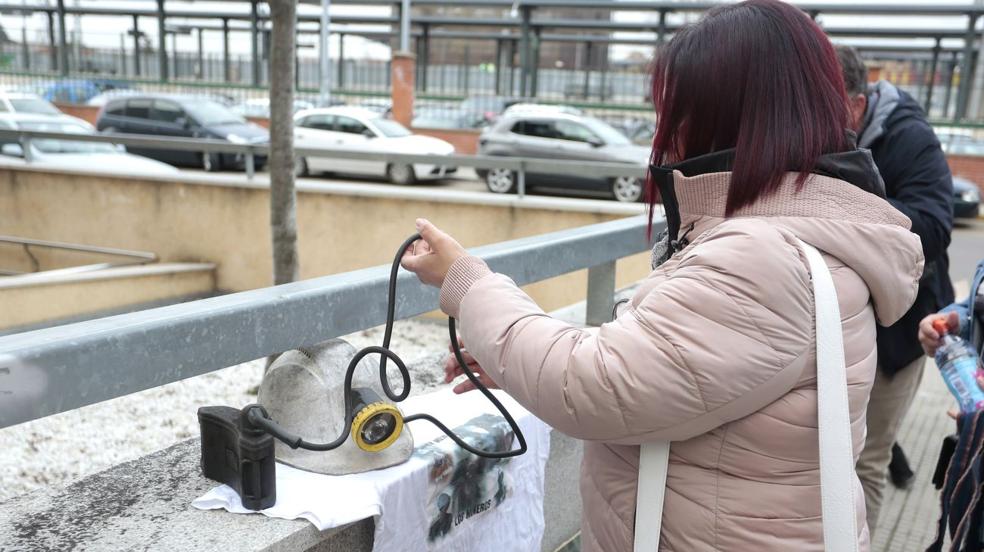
(477, 112, 650, 202)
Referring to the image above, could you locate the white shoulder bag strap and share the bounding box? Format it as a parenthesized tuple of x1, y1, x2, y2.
(633, 239, 859, 552)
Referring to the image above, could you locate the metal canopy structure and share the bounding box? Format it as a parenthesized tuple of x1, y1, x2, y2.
(1, 0, 983, 117)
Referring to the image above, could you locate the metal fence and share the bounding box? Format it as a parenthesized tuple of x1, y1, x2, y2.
(0, 214, 659, 429)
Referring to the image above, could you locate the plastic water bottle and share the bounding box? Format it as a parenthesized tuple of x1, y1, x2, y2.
(934, 319, 984, 413)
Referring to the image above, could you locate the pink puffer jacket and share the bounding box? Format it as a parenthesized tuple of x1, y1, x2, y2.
(439, 171, 924, 551)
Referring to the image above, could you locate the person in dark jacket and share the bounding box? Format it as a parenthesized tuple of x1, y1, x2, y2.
(838, 45, 956, 535)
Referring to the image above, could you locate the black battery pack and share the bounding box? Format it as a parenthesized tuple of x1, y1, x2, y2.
(198, 405, 277, 510)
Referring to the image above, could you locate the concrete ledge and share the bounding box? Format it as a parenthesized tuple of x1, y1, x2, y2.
(0, 412, 582, 552)
(0, 159, 647, 217)
(0, 263, 217, 330)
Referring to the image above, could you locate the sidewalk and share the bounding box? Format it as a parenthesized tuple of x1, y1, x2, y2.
(873, 361, 954, 552)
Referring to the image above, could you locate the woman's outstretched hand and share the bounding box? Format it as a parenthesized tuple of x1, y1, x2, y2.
(444, 337, 499, 394)
(400, 218, 467, 288)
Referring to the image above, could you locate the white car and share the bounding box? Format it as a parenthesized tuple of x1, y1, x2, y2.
(233, 98, 315, 119)
(0, 90, 94, 129)
(293, 107, 456, 184)
(0, 114, 179, 176)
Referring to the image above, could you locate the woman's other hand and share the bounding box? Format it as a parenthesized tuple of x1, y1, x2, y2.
(444, 337, 499, 394)
(400, 218, 467, 288)
(919, 311, 961, 357)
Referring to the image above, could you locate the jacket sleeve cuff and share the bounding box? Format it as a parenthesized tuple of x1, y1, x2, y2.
(440, 256, 493, 318)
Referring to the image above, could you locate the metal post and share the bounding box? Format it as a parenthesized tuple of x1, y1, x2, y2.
(246, 150, 255, 180)
(530, 28, 541, 98)
(56, 0, 68, 76)
(421, 24, 429, 91)
(463, 45, 470, 94)
(519, 6, 530, 97)
(21, 136, 33, 163)
(319, 0, 332, 106)
(509, 39, 516, 95)
(170, 32, 179, 79)
(944, 51, 959, 119)
(251, 0, 261, 86)
(657, 9, 667, 46)
(517, 162, 526, 199)
(222, 18, 230, 82)
(21, 26, 30, 71)
(400, 0, 411, 53)
(47, 11, 57, 72)
(956, 14, 979, 120)
(197, 28, 204, 80)
(600, 43, 609, 101)
(337, 33, 345, 90)
(156, 0, 167, 81)
(926, 40, 941, 115)
(585, 261, 616, 327)
(119, 33, 126, 75)
(131, 16, 142, 77)
(494, 38, 503, 95)
(583, 41, 592, 100)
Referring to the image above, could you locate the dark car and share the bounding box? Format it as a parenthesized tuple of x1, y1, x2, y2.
(477, 112, 649, 202)
(953, 176, 981, 219)
(96, 94, 268, 171)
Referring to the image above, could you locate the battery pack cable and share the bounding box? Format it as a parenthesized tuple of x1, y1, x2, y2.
(245, 233, 528, 459)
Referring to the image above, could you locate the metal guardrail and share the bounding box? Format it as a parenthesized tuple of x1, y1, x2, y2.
(0, 128, 647, 198)
(0, 236, 157, 277)
(0, 215, 659, 429)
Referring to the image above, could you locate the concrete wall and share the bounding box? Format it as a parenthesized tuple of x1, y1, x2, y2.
(0, 166, 649, 316)
(0, 263, 216, 329)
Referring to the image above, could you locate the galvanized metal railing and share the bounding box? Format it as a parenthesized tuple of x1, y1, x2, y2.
(0, 128, 648, 199)
(0, 215, 661, 429)
(0, 236, 157, 278)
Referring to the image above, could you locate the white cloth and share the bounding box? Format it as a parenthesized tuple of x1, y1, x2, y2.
(192, 388, 552, 552)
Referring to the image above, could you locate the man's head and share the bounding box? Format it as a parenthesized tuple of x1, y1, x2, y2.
(836, 45, 869, 131)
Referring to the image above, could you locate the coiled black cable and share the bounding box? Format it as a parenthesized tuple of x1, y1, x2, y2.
(246, 233, 527, 459)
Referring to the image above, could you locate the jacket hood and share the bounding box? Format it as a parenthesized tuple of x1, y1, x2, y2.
(653, 149, 923, 326)
(858, 80, 924, 149)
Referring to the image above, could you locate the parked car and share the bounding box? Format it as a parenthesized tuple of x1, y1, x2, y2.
(34, 78, 135, 105)
(293, 106, 456, 184)
(502, 103, 583, 117)
(477, 112, 649, 202)
(96, 94, 268, 171)
(953, 176, 982, 219)
(937, 132, 984, 156)
(459, 95, 524, 128)
(0, 90, 93, 128)
(0, 114, 178, 175)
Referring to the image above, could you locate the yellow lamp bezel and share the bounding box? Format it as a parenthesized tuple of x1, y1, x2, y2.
(351, 402, 404, 452)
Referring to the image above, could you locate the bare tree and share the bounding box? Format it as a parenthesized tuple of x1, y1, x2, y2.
(268, 0, 299, 285)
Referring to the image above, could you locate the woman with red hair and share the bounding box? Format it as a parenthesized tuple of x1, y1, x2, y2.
(403, 1, 924, 549)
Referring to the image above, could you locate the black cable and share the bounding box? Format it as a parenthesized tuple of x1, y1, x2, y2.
(246, 233, 527, 459)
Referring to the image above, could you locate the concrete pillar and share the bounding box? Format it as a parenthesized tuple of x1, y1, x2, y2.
(657, 9, 667, 46)
(337, 33, 345, 89)
(944, 51, 959, 119)
(197, 28, 205, 80)
(519, 6, 531, 97)
(391, 51, 415, 127)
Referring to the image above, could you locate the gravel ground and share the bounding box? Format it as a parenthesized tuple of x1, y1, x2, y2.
(0, 317, 455, 503)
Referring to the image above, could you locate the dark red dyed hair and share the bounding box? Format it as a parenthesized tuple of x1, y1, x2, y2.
(649, 0, 850, 216)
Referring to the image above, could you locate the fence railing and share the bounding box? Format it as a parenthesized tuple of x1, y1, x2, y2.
(0, 236, 157, 278)
(0, 128, 648, 196)
(0, 215, 660, 429)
